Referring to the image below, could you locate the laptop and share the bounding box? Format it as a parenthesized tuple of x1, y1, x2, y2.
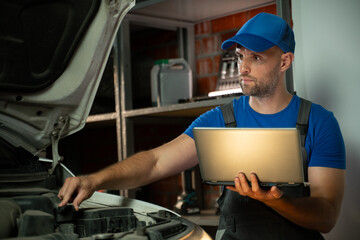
(193, 127, 306, 187)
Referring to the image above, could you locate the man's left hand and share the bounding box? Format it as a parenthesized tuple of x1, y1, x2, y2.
(226, 172, 283, 202)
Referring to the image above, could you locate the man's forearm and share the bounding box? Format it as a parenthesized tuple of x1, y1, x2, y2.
(89, 134, 198, 192)
(264, 196, 338, 233)
(90, 150, 159, 191)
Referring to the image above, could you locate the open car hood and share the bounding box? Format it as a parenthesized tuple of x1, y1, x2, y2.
(0, 0, 134, 156)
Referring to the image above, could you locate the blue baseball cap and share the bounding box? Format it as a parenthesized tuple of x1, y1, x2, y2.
(221, 13, 295, 53)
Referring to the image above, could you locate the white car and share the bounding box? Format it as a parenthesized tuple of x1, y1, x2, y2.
(0, 0, 211, 239)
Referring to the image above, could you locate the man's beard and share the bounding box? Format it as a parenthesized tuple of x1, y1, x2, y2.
(239, 68, 280, 97)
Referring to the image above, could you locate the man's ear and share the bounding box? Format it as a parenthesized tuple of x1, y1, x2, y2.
(280, 52, 294, 72)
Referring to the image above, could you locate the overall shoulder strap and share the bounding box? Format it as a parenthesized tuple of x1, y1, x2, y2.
(296, 97, 312, 182)
(296, 98, 312, 147)
(220, 101, 237, 127)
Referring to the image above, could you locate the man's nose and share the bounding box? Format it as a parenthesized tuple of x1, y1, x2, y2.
(239, 59, 250, 74)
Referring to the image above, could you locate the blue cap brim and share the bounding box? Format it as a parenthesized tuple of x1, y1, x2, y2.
(221, 34, 275, 52)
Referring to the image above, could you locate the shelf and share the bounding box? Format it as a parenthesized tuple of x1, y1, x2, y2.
(131, 0, 274, 23)
(86, 112, 117, 127)
(87, 112, 117, 122)
(122, 96, 236, 118)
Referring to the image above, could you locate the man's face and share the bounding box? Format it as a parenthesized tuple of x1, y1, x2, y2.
(236, 46, 283, 97)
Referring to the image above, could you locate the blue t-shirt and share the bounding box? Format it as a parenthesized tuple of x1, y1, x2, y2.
(184, 95, 346, 169)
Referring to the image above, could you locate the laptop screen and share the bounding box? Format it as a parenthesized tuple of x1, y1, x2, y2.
(193, 127, 305, 186)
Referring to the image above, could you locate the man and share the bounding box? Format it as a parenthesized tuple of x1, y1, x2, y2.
(58, 13, 345, 239)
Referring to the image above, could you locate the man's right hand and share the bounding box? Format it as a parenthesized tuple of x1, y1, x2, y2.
(58, 175, 96, 211)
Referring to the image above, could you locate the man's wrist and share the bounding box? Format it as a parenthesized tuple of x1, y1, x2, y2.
(86, 173, 101, 191)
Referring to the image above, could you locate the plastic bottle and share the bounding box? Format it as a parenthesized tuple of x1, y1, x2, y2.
(150, 58, 192, 106)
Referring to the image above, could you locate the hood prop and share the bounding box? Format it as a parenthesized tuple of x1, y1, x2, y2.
(48, 115, 69, 174)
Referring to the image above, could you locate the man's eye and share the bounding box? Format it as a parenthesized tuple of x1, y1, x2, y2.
(254, 55, 261, 60)
(236, 55, 243, 62)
